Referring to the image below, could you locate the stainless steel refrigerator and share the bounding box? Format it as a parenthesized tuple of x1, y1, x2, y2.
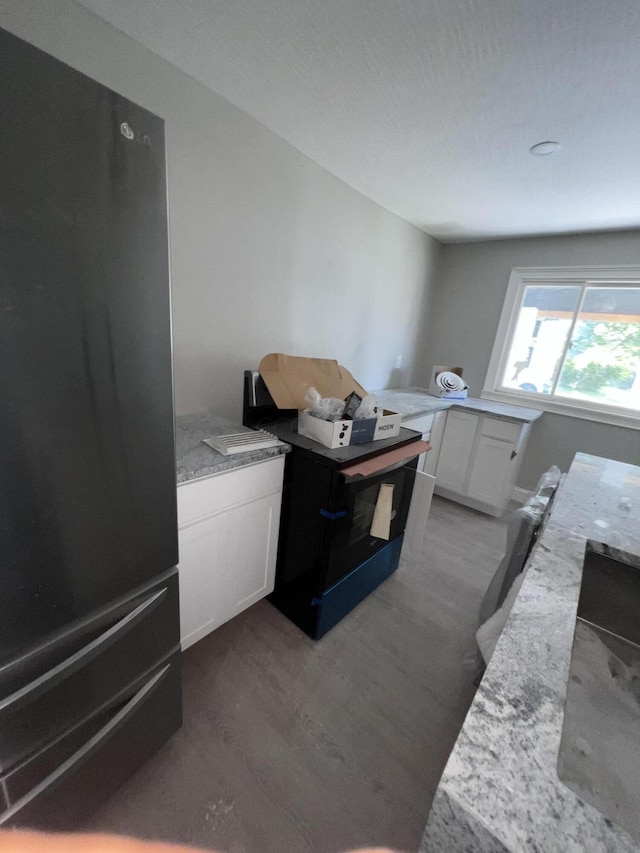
(0, 28, 182, 828)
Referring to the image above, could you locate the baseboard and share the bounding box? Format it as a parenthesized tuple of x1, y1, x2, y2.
(511, 486, 532, 504)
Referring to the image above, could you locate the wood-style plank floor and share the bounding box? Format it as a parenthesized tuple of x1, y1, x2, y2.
(85, 496, 510, 852)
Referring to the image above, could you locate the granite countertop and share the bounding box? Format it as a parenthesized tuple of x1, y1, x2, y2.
(374, 387, 543, 423)
(421, 453, 640, 852)
(175, 412, 290, 484)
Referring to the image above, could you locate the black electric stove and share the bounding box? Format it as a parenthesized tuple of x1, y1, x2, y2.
(243, 370, 422, 638)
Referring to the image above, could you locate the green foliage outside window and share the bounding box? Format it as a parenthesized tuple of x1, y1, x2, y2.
(558, 321, 640, 395)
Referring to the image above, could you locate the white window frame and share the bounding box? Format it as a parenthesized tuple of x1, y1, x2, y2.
(482, 265, 640, 430)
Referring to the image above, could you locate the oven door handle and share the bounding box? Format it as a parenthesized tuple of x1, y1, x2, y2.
(339, 440, 430, 483)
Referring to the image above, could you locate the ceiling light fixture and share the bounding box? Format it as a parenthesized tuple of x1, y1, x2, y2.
(529, 141, 561, 156)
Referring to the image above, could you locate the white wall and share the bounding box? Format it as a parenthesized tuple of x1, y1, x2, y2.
(422, 231, 640, 489)
(0, 0, 439, 418)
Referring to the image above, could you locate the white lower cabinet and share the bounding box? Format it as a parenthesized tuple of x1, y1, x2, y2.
(432, 410, 531, 517)
(178, 512, 228, 647)
(433, 410, 477, 493)
(466, 435, 516, 506)
(226, 492, 281, 619)
(177, 455, 285, 650)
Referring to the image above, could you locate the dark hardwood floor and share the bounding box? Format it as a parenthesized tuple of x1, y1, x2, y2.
(85, 496, 510, 852)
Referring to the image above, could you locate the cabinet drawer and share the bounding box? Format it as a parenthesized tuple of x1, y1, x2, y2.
(178, 455, 285, 527)
(0, 654, 181, 830)
(480, 417, 521, 443)
(0, 572, 179, 776)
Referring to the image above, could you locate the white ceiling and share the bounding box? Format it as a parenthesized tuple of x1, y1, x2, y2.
(76, 0, 640, 242)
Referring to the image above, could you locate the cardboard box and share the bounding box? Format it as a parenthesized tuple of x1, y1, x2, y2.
(297, 411, 353, 448)
(349, 410, 402, 443)
(259, 353, 402, 449)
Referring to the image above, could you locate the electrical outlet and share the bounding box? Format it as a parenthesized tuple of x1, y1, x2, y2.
(395, 354, 402, 369)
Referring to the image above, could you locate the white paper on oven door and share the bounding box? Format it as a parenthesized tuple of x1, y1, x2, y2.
(370, 483, 394, 540)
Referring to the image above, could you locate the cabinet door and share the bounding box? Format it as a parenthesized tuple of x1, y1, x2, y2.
(424, 410, 447, 476)
(227, 492, 281, 619)
(435, 410, 478, 493)
(178, 513, 228, 650)
(466, 435, 514, 507)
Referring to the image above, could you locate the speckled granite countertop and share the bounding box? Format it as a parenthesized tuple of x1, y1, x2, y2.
(421, 453, 640, 852)
(374, 387, 543, 423)
(175, 412, 290, 485)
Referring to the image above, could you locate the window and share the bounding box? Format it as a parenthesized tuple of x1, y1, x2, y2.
(483, 267, 640, 429)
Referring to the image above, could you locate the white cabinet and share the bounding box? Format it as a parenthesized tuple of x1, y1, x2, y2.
(177, 455, 285, 650)
(226, 492, 281, 618)
(433, 411, 532, 517)
(466, 435, 515, 505)
(178, 512, 228, 645)
(433, 410, 477, 493)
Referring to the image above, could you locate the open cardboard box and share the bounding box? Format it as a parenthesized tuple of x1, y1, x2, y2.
(259, 353, 402, 449)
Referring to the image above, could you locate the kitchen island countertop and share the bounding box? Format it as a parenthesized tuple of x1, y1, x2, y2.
(374, 387, 543, 423)
(421, 452, 640, 852)
(175, 411, 290, 484)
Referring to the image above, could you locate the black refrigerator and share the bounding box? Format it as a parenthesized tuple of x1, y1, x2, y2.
(0, 28, 182, 828)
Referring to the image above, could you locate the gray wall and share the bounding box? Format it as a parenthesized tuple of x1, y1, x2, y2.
(422, 231, 640, 489)
(1, 0, 439, 418)
(2, 1, 636, 486)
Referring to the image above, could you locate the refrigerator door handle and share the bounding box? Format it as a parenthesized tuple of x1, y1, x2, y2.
(0, 663, 171, 826)
(0, 588, 167, 714)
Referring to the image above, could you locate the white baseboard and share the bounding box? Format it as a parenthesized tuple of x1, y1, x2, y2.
(511, 486, 532, 504)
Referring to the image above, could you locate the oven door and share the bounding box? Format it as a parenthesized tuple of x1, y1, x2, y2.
(319, 452, 419, 591)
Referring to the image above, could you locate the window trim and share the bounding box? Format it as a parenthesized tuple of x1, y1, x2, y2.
(482, 265, 640, 431)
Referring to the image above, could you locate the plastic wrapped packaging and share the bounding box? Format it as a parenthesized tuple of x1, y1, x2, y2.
(353, 394, 378, 420)
(476, 464, 564, 669)
(533, 464, 562, 497)
(304, 387, 381, 422)
(304, 386, 347, 422)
